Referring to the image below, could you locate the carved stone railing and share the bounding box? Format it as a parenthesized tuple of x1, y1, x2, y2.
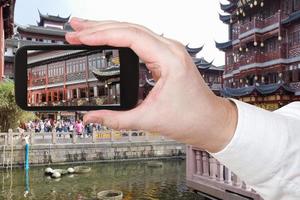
(0, 130, 168, 146)
(186, 146, 263, 200)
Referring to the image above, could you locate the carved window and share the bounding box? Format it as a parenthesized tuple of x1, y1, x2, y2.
(265, 37, 278, 53)
(294, 0, 300, 11)
(289, 30, 300, 46)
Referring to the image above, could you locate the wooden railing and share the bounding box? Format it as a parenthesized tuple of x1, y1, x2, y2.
(0, 129, 168, 146)
(239, 12, 280, 35)
(186, 146, 263, 200)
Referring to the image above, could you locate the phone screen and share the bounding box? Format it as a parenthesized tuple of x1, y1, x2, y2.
(27, 49, 121, 107)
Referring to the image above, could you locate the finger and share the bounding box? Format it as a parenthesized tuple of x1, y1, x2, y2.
(71, 27, 171, 75)
(69, 19, 169, 44)
(83, 109, 142, 130)
(65, 32, 82, 44)
(70, 17, 118, 31)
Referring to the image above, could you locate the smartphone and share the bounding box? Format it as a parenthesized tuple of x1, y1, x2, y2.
(14, 45, 139, 111)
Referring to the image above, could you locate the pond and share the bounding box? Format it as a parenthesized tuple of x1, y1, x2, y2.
(0, 159, 209, 200)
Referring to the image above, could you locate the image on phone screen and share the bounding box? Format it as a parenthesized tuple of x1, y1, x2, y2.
(27, 49, 121, 107)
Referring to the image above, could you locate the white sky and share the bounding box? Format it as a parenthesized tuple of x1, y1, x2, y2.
(15, 0, 229, 66)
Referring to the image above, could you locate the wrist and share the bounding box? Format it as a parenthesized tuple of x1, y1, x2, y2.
(205, 97, 238, 153)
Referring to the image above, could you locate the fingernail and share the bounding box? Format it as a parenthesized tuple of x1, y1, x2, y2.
(72, 17, 85, 22)
(66, 32, 77, 37)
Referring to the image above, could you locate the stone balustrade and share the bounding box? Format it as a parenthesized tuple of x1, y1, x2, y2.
(0, 130, 167, 146)
(186, 146, 263, 200)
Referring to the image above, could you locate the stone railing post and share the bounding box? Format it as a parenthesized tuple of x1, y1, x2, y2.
(110, 131, 114, 142)
(92, 131, 96, 143)
(232, 173, 241, 187)
(202, 151, 209, 177)
(128, 131, 132, 142)
(145, 132, 149, 141)
(224, 167, 232, 185)
(216, 161, 224, 182)
(195, 150, 203, 175)
(52, 131, 56, 144)
(7, 130, 13, 145)
(72, 132, 77, 144)
(29, 132, 33, 145)
(209, 156, 218, 180)
(4, 133, 8, 146)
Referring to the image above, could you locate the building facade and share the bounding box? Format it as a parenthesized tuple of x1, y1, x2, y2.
(217, 0, 300, 110)
(27, 49, 120, 108)
(1, 0, 15, 81)
(4, 11, 70, 79)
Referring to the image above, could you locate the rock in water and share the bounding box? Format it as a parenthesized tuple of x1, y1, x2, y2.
(52, 171, 61, 178)
(45, 167, 53, 175)
(67, 167, 75, 173)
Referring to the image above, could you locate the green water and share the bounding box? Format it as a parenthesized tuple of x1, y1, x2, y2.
(0, 159, 209, 200)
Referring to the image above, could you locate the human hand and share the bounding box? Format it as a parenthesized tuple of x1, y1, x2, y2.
(65, 18, 237, 152)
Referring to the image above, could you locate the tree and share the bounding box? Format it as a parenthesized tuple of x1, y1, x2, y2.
(0, 80, 36, 132)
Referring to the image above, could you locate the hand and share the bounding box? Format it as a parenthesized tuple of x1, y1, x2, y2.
(65, 18, 237, 152)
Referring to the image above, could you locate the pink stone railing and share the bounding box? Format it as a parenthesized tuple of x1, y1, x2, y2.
(186, 146, 263, 200)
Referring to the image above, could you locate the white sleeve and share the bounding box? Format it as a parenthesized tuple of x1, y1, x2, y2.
(211, 99, 300, 200)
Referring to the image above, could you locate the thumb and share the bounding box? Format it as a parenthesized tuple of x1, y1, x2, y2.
(83, 109, 142, 130)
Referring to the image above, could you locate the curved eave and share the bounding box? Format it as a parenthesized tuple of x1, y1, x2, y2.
(185, 44, 204, 55)
(282, 10, 300, 25)
(195, 59, 214, 70)
(17, 26, 67, 37)
(219, 14, 231, 24)
(215, 40, 232, 51)
(38, 10, 70, 24)
(220, 2, 236, 13)
(92, 68, 120, 82)
(222, 83, 295, 97)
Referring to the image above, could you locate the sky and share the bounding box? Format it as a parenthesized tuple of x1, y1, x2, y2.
(14, 0, 229, 66)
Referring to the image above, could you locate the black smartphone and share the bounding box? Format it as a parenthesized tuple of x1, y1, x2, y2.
(14, 45, 139, 111)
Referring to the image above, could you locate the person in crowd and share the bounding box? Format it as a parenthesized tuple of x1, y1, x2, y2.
(75, 120, 84, 137)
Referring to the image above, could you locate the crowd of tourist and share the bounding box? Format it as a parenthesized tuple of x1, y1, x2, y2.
(19, 119, 104, 136)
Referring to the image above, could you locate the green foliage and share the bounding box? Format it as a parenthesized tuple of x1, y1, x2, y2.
(0, 81, 36, 132)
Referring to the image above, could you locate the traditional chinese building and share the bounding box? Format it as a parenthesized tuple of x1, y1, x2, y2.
(138, 45, 224, 100)
(1, 0, 15, 81)
(27, 49, 120, 111)
(217, 0, 300, 110)
(4, 11, 70, 79)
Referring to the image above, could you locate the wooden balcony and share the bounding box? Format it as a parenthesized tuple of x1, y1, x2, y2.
(239, 12, 280, 36)
(186, 146, 263, 200)
(225, 45, 287, 73)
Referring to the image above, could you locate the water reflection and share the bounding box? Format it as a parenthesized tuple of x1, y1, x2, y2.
(0, 160, 209, 200)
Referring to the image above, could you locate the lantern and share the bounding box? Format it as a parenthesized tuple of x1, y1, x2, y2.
(278, 36, 282, 41)
(254, 41, 258, 46)
(260, 42, 264, 47)
(243, 12, 246, 17)
(246, 48, 249, 52)
(279, 72, 282, 78)
(250, 3, 253, 8)
(254, 0, 258, 6)
(239, 47, 243, 51)
(254, 75, 258, 81)
(260, 1, 264, 7)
